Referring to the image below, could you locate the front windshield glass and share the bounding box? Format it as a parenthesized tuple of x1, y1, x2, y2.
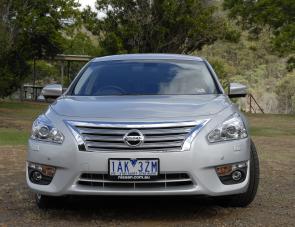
(72, 60, 219, 96)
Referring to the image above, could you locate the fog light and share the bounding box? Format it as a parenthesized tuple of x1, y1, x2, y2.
(232, 170, 242, 181)
(32, 171, 42, 181)
(28, 162, 56, 177)
(216, 161, 247, 185)
(216, 165, 232, 176)
(28, 162, 56, 185)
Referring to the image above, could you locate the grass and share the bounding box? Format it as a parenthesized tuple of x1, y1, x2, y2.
(0, 101, 295, 145)
(0, 101, 47, 119)
(0, 128, 30, 145)
(247, 113, 295, 137)
(0, 101, 47, 145)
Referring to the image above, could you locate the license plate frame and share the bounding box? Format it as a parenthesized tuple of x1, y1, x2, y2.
(108, 158, 160, 181)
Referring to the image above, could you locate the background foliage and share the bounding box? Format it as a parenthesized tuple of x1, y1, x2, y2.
(0, 0, 294, 113)
(224, 0, 295, 55)
(83, 0, 240, 54)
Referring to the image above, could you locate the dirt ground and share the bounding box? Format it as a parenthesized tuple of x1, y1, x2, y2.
(0, 109, 294, 226)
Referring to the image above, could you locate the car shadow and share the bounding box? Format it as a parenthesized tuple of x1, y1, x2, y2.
(47, 196, 227, 221)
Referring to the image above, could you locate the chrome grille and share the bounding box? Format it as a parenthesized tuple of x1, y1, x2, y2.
(66, 120, 209, 152)
(77, 172, 194, 190)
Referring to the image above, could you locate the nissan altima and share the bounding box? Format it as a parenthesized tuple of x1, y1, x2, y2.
(27, 54, 259, 208)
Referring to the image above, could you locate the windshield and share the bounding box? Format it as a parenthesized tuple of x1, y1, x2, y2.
(72, 60, 219, 96)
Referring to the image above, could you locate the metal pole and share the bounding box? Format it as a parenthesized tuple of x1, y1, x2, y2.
(61, 61, 64, 85)
(33, 58, 36, 100)
(67, 61, 70, 83)
(249, 94, 252, 113)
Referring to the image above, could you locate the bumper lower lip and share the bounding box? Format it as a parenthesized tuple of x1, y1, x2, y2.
(27, 177, 249, 197)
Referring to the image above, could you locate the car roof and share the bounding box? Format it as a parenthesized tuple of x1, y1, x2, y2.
(92, 54, 204, 62)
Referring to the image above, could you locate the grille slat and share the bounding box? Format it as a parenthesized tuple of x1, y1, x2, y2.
(86, 141, 183, 149)
(83, 134, 186, 142)
(78, 127, 192, 136)
(68, 121, 199, 152)
(87, 147, 181, 152)
(77, 172, 194, 190)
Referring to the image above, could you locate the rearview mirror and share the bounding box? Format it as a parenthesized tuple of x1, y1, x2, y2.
(41, 84, 63, 101)
(228, 83, 247, 98)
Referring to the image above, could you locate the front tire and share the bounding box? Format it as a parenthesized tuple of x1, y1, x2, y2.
(216, 139, 260, 207)
(35, 193, 64, 209)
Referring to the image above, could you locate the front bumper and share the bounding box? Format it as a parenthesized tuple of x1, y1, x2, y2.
(27, 136, 251, 197)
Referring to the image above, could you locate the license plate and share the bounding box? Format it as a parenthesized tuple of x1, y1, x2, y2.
(108, 159, 159, 180)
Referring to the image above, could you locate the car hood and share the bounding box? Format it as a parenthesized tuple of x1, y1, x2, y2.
(50, 95, 231, 121)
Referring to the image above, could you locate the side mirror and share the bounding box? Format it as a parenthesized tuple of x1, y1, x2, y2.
(228, 83, 247, 98)
(41, 84, 63, 101)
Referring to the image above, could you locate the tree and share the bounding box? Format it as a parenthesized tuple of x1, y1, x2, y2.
(0, 52, 30, 98)
(63, 31, 101, 56)
(11, 0, 81, 59)
(0, 0, 80, 97)
(223, 0, 295, 55)
(27, 60, 60, 85)
(275, 71, 295, 114)
(0, 4, 29, 98)
(83, 0, 238, 54)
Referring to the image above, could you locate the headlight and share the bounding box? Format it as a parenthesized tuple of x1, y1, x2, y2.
(31, 115, 64, 144)
(207, 113, 247, 143)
